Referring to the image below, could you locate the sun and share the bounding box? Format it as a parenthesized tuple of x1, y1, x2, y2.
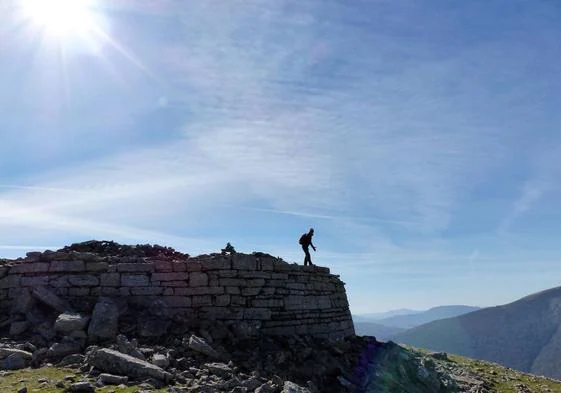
(21, 0, 97, 37)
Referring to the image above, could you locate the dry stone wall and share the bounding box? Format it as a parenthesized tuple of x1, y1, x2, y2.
(0, 250, 354, 339)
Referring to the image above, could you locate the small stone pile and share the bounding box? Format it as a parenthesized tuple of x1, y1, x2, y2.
(59, 240, 190, 259)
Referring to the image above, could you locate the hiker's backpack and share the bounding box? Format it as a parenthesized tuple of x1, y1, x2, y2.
(299, 234, 307, 245)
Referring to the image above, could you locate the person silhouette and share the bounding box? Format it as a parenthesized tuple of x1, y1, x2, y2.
(299, 228, 316, 266)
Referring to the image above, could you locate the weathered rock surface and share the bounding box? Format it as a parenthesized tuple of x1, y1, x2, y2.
(58, 353, 86, 367)
(98, 373, 128, 385)
(188, 335, 221, 359)
(68, 381, 95, 392)
(87, 348, 171, 382)
(0, 348, 32, 370)
(151, 353, 169, 368)
(55, 313, 90, 333)
(31, 287, 72, 313)
(205, 362, 233, 378)
(87, 298, 118, 341)
(282, 381, 312, 393)
(9, 321, 29, 336)
(115, 334, 145, 360)
(49, 339, 83, 358)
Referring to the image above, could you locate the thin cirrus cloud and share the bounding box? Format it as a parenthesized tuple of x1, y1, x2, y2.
(1, 0, 561, 311)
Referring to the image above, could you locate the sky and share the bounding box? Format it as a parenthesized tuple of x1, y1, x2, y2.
(1, 0, 561, 314)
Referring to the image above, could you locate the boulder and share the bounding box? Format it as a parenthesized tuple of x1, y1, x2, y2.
(48, 339, 83, 358)
(187, 335, 220, 359)
(36, 322, 56, 340)
(88, 298, 119, 341)
(0, 348, 32, 370)
(58, 354, 86, 368)
(205, 362, 233, 378)
(68, 381, 95, 392)
(87, 348, 171, 382)
(151, 353, 169, 368)
(116, 334, 145, 360)
(55, 313, 90, 333)
(241, 376, 263, 390)
(9, 321, 29, 336)
(282, 381, 312, 393)
(31, 348, 49, 367)
(98, 373, 128, 385)
(31, 287, 73, 313)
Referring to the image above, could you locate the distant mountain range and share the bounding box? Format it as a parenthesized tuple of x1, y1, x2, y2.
(353, 305, 480, 340)
(376, 305, 481, 329)
(352, 321, 406, 340)
(352, 308, 418, 321)
(392, 286, 561, 379)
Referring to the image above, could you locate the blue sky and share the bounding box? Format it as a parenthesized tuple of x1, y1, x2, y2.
(1, 0, 561, 314)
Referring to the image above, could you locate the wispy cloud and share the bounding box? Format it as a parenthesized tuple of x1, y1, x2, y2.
(498, 178, 548, 235)
(2, 0, 561, 310)
(498, 143, 561, 236)
(0, 245, 59, 251)
(0, 185, 86, 193)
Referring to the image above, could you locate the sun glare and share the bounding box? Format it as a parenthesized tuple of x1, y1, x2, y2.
(21, 0, 97, 36)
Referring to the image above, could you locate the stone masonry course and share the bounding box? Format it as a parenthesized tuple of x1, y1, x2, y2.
(0, 245, 355, 339)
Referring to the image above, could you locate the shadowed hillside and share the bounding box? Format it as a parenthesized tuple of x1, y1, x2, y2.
(392, 286, 561, 379)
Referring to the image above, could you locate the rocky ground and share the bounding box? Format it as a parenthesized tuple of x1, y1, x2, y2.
(1, 241, 365, 392)
(0, 328, 380, 393)
(3, 330, 561, 393)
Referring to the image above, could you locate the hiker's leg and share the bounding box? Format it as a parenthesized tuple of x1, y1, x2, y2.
(303, 246, 311, 265)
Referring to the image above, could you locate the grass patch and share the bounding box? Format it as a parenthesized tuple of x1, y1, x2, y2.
(448, 354, 561, 393)
(0, 367, 168, 393)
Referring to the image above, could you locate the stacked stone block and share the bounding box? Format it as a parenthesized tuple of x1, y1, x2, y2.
(0, 251, 355, 339)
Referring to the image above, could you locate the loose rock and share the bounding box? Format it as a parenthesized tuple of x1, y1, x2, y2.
(151, 353, 169, 368)
(69, 381, 95, 392)
(55, 313, 90, 333)
(187, 335, 220, 359)
(87, 348, 171, 382)
(98, 373, 128, 385)
(282, 381, 312, 393)
(87, 298, 119, 342)
(0, 348, 32, 370)
(116, 334, 145, 360)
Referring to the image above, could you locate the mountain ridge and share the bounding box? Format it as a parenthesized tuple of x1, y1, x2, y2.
(354, 305, 481, 338)
(392, 285, 561, 379)
(376, 305, 481, 329)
